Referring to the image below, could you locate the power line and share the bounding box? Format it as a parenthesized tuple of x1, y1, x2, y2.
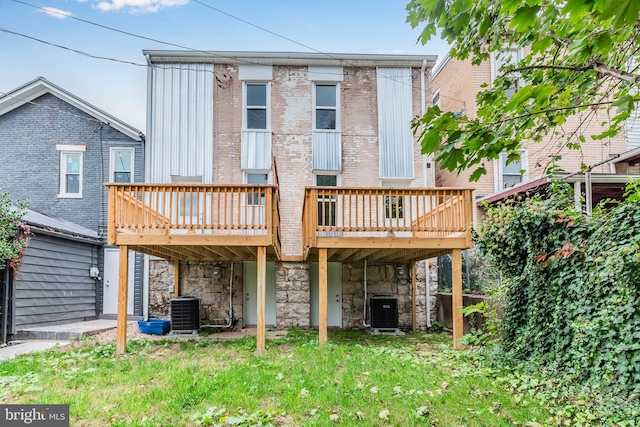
(11, 0, 466, 104)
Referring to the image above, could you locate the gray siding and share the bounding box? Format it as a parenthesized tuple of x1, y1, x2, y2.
(13, 234, 100, 330)
(0, 92, 145, 318)
(377, 67, 415, 179)
(149, 63, 215, 183)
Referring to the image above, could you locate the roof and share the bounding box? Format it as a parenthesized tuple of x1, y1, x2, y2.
(0, 77, 144, 142)
(21, 208, 101, 243)
(143, 50, 438, 68)
(609, 146, 640, 165)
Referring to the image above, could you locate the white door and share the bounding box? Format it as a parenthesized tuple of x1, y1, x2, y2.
(243, 261, 276, 326)
(243, 173, 268, 235)
(103, 248, 135, 315)
(310, 262, 342, 327)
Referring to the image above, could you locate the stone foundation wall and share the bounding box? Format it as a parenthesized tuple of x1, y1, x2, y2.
(148, 259, 243, 330)
(149, 258, 436, 331)
(275, 262, 310, 328)
(341, 260, 436, 330)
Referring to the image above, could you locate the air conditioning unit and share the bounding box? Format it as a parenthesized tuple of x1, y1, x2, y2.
(369, 295, 402, 334)
(170, 297, 200, 335)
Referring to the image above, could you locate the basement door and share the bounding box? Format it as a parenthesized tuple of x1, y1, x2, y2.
(103, 248, 135, 315)
(310, 262, 342, 327)
(243, 261, 276, 326)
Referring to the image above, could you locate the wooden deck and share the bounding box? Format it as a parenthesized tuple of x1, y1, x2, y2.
(302, 187, 473, 263)
(108, 183, 474, 354)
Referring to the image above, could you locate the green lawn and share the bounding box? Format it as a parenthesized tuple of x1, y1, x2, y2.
(0, 330, 551, 426)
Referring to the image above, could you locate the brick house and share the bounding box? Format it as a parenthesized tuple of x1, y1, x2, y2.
(0, 77, 146, 339)
(108, 51, 476, 352)
(431, 52, 639, 220)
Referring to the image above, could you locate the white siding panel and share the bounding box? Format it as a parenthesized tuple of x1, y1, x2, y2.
(149, 63, 214, 183)
(377, 67, 414, 179)
(312, 131, 342, 171)
(241, 130, 272, 170)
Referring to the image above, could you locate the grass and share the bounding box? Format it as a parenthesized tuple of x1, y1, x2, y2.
(0, 330, 551, 426)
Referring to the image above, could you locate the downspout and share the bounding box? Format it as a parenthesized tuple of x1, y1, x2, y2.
(421, 59, 432, 328)
(142, 53, 153, 321)
(421, 59, 428, 187)
(362, 259, 370, 328)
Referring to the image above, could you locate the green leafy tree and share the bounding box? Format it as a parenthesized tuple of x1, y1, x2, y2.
(407, 0, 640, 181)
(0, 191, 30, 269)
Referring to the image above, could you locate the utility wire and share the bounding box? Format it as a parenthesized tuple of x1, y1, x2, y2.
(11, 0, 466, 104)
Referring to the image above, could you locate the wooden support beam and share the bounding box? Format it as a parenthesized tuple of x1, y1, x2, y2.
(351, 248, 380, 262)
(174, 260, 180, 298)
(337, 248, 360, 262)
(319, 248, 328, 346)
(411, 261, 417, 332)
(452, 249, 463, 350)
(116, 245, 129, 355)
(327, 248, 340, 260)
(256, 246, 267, 353)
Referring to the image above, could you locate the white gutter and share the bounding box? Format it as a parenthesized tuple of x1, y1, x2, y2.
(362, 260, 370, 328)
(420, 59, 432, 328)
(142, 53, 153, 321)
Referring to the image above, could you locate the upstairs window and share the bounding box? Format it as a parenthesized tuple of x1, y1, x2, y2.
(314, 84, 338, 130)
(499, 151, 527, 189)
(245, 83, 268, 130)
(110, 148, 134, 183)
(246, 173, 268, 205)
(492, 48, 524, 99)
(57, 144, 85, 198)
(432, 89, 440, 108)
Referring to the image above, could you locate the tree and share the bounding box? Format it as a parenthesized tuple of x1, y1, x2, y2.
(0, 191, 30, 270)
(407, 0, 640, 181)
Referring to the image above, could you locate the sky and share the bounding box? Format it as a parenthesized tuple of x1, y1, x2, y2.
(0, 0, 451, 133)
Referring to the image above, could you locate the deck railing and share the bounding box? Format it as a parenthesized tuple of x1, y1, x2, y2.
(107, 184, 281, 246)
(302, 187, 473, 252)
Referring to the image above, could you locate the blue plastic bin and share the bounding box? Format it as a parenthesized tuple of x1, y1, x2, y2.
(138, 318, 171, 335)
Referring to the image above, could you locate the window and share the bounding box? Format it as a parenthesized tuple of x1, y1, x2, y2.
(246, 173, 268, 205)
(110, 148, 134, 183)
(432, 89, 440, 108)
(57, 144, 85, 198)
(171, 175, 202, 217)
(315, 174, 338, 227)
(499, 151, 527, 189)
(491, 48, 524, 99)
(314, 84, 338, 130)
(245, 83, 268, 130)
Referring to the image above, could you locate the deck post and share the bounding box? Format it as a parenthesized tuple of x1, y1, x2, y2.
(256, 246, 267, 353)
(411, 261, 417, 331)
(173, 261, 180, 298)
(452, 249, 464, 350)
(319, 248, 328, 345)
(116, 245, 129, 355)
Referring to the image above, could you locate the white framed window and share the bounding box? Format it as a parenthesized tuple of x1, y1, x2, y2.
(57, 144, 85, 198)
(243, 82, 270, 130)
(314, 173, 340, 228)
(110, 148, 134, 183)
(491, 48, 524, 99)
(313, 83, 339, 131)
(432, 89, 441, 108)
(245, 172, 269, 205)
(381, 179, 411, 220)
(495, 150, 529, 190)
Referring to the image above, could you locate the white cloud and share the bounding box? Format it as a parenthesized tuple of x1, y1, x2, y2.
(93, 0, 188, 13)
(39, 7, 73, 18)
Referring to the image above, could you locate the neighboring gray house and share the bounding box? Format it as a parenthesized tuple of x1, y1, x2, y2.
(0, 77, 145, 337)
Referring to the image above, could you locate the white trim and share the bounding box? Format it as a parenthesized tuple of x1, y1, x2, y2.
(242, 82, 271, 131)
(308, 66, 344, 82)
(109, 147, 135, 183)
(0, 78, 143, 141)
(56, 144, 86, 152)
(380, 178, 412, 188)
(490, 48, 525, 85)
(497, 149, 529, 190)
(432, 88, 441, 108)
(430, 52, 451, 80)
(58, 150, 83, 198)
(243, 171, 272, 184)
(238, 65, 273, 81)
(312, 83, 340, 131)
(313, 172, 341, 186)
